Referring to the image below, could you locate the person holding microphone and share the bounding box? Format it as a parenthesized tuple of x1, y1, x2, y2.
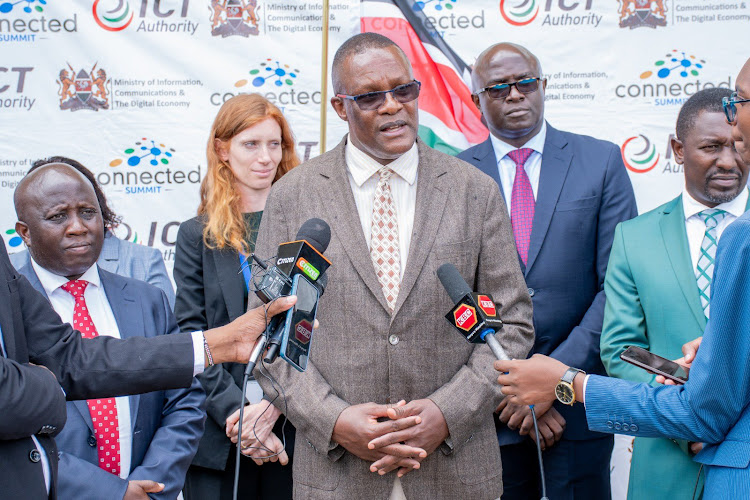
(175, 94, 299, 500)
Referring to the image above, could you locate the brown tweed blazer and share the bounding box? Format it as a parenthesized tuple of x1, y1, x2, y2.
(254, 137, 534, 499)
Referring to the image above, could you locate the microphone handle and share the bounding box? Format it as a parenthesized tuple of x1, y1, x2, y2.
(244, 335, 268, 377)
(485, 332, 511, 361)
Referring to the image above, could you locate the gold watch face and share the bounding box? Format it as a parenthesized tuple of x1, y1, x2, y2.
(555, 382, 575, 405)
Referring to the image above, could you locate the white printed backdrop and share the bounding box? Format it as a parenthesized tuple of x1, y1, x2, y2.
(1, 1, 747, 497)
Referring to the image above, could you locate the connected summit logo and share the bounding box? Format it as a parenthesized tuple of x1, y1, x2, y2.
(621, 135, 660, 173)
(100, 137, 200, 194)
(92, 0, 134, 32)
(499, 0, 538, 26)
(616, 50, 731, 106)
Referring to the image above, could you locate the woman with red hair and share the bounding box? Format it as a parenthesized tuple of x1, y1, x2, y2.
(175, 94, 299, 499)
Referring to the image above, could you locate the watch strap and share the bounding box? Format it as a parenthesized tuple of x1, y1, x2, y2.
(561, 367, 584, 385)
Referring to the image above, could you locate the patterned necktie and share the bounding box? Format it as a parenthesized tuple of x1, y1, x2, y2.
(695, 208, 728, 319)
(508, 148, 535, 266)
(370, 167, 401, 312)
(61, 280, 121, 476)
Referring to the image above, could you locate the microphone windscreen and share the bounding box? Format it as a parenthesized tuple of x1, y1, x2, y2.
(296, 218, 331, 253)
(437, 263, 472, 304)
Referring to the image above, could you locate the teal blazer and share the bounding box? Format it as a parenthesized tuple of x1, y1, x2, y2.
(600, 194, 748, 499)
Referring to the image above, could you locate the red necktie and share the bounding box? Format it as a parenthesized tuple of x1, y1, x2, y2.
(61, 280, 121, 476)
(508, 148, 535, 266)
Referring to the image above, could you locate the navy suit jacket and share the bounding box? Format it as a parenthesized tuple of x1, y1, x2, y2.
(16, 262, 205, 500)
(458, 124, 637, 442)
(585, 212, 750, 498)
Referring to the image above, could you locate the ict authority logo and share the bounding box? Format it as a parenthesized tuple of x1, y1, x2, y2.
(57, 63, 110, 111)
(499, 0, 538, 25)
(93, 0, 134, 31)
(618, 0, 666, 29)
(621, 135, 659, 173)
(210, 0, 259, 37)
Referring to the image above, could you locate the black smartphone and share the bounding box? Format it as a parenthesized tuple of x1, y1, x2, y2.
(620, 346, 688, 384)
(279, 274, 319, 372)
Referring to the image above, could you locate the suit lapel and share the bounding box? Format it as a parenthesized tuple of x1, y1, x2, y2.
(471, 139, 504, 196)
(212, 249, 246, 321)
(313, 139, 391, 312)
(660, 197, 706, 330)
(102, 271, 141, 425)
(525, 125, 572, 275)
(393, 142, 450, 317)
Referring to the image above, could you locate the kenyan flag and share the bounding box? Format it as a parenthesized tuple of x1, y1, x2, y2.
(361, 0, 488, 155)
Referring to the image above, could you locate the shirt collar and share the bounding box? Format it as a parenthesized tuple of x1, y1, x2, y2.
(682, 186, 749, 220)
(30, 258, 101, 297)
(345, 136, 419, 187)
(490, 121, 547, 164)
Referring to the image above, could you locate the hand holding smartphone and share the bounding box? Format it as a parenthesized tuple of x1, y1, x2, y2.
(620, 346, 689, 384)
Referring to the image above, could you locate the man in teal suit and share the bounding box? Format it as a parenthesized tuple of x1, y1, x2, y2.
(600, 87, 749, 499)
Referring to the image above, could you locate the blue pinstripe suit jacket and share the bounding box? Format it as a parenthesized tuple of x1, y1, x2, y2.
(585, 211, 750, 498)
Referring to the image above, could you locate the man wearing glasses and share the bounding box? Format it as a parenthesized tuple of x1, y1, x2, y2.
(458, 43, 637, 499)
(249, 33, 535, 499)
(494, 58, 750, 499)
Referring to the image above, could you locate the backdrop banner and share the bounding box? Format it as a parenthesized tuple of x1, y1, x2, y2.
(2, 1, 747, 497)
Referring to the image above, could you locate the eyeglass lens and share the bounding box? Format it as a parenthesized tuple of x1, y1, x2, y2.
(487, 78, 540, 99)
(355, 81, 420, 110)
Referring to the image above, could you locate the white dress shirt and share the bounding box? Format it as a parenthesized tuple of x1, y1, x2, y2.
(31, 260, 134, 479)
(682, 186, 749, 271)
(490, 122, 547, 215)
(345, 139, 419, 279)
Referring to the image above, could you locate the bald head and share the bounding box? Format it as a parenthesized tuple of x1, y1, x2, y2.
(14, 163, 104, 280)
(471, 43, 546, 148)
(14, 163, 97, 221)
(472, 43, 542, 92)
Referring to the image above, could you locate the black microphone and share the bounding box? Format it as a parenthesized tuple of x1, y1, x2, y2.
(245, 219, 332, 371)
(254, 218, 331, 303)
(437, 263, 510, 361)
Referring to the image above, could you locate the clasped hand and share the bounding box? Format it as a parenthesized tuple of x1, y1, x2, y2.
(226, 400, 289, 466)
(331, 399, 449, 478)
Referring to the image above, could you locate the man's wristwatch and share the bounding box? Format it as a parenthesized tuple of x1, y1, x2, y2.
(555, 367, 585, 405)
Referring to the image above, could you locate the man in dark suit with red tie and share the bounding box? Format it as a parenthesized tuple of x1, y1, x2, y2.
(0, 162, 296, 499)
(457, 42, 637, 499)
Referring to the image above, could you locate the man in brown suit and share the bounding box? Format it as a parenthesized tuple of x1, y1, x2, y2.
(251, 33, 535, 499)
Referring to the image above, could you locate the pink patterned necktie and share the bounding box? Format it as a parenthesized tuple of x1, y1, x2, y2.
(508, 148, 535, 266)
(61, 280, 121, 476)
(370, 167, 401, 312)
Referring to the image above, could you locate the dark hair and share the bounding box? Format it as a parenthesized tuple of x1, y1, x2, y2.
(676, 88, 733, 141)
(29, 156, 121, 230)
(331, 32, 405, 93)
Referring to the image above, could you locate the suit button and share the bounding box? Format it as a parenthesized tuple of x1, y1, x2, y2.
(631, 424, 638, 432)
(621, 424, 630, 432)
(528, 288, 535, 297)
(614, 422, 621, 431)
(29, 450, 41, 463)
(87, 435, 97, 447)
(388, 334, 399, 346)
(606, 421, 613, 429)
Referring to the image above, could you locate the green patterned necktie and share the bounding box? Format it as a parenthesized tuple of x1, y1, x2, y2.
(695, 208, 728, 319)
